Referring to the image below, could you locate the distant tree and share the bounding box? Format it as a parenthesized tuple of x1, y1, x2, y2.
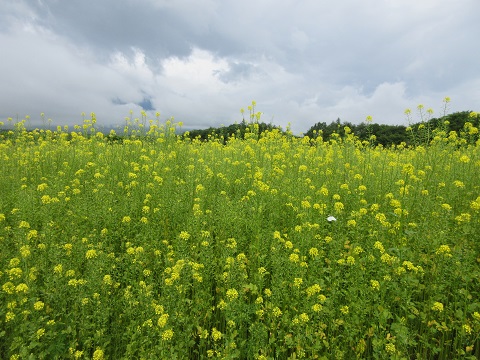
(182, 122, 283, 144)
(304, 111, 477, 146)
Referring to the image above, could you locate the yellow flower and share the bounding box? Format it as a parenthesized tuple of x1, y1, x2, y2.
(306, 284, 321, 297)
(213, 300, 225, 311)
(92, 349, 104, 360)
(27, 229, 38, 240)
(15, 283, 28, 293)
(441, 203, 452, 211)
(226, 238, 237, 248)
(289, 253, 300, 263)
(7, 268, 22, 280)
(122, 216, 131, 223)
(5, 311, 15, 322)
(34, 301, 45, 311)
(470, 197, 480, 211)
(403, 261, 419, 272)
(347, 219, 356, 227)
(293, 278, 303, 288)
(334, 202, 344, 213)
(37, 183, 48, 192)
(85, 249, 97, 259)
(157, 313, 169, 328)
(103, 275, 113, 285)
(353, 246, 364, 255)
(299, 313, 309, 323)
(226, 288, 239, 301)
(62, 244, 73, 255)
(301, 200, 311, 209)
(463, 324, 472, 335)
(459, 155, 470, 163)
(154, 304, 164, 315)
(7, 258, 18, 268)
(53, 264, 63, 274)
(385, 343, 396, 354)
(435, 245, 452, 256)
(19, 221, 30, 229)
(432, 302, 444, 312)
(7, 301, 17, 309)
(455, 213, 471, 223)
(179, 231, 190, 240)
(318, 294, 327, 302)
(36, 328, 45, 339)
(211, 328, 222, 341)
(309, 247, 319, 257)
(162, 329, 174, 341)
(374, 241, 385, 253)
(340, 306, 349, 315)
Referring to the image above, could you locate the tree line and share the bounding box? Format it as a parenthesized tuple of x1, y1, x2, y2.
(181, 111, 478, 146)
(303, 111, 478, 145)
(2, 110, 477, 146)
(181, 121, 282, 143)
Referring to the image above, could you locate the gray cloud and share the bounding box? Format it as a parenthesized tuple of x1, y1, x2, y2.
(0, 0, 479, 134)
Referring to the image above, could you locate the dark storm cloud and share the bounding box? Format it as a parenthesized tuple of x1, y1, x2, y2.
(217, 61, 263, 83)
(24, 0, 193, 58)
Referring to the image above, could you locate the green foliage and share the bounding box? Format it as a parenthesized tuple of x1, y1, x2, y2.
(182, 121, 284, 144)
(304, 111, 479, 147)
(0, 104, 479, 359)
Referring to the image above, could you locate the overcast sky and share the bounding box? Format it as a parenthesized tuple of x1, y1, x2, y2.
(1, 0, 479, 134)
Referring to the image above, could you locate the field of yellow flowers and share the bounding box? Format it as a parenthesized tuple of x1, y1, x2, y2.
(0, 112, 479, 359)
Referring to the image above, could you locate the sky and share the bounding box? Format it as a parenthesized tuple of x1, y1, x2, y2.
(1, 0, 479, 134)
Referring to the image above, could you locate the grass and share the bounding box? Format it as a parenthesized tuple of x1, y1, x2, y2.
(0, 109, 479, 359)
